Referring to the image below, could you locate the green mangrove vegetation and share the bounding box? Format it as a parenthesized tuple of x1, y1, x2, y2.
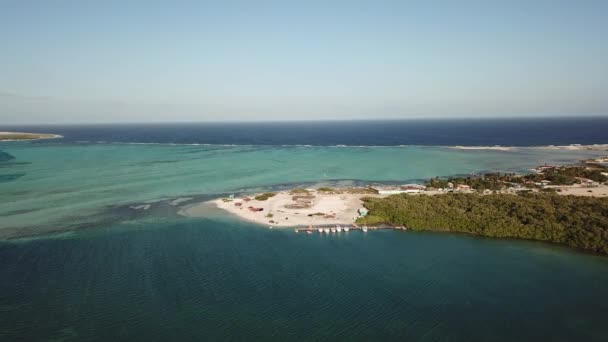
(357, 193, 608, 254)
(316, 187, 378, 194)
(524, 166, 608, 185)
(254, 192, 277, 201)
(427, 163, 607, 191)
(289, 188, 311, 195)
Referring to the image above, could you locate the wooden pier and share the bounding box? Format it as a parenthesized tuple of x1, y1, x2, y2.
(294, 224, 406, 233)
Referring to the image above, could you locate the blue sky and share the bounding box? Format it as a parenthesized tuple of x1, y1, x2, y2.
(1, 1, 607, 123)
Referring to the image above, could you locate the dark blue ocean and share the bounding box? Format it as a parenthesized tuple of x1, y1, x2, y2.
(4, 117, 608, 146)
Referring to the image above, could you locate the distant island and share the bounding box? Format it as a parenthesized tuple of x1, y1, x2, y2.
(190, 159, 608, 254)
(0, 132, 63, 141)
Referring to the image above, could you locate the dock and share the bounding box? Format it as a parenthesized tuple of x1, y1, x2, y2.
(294, 224, 406, 233)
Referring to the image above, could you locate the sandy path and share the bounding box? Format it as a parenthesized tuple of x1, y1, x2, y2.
(551, 184, 608, 197)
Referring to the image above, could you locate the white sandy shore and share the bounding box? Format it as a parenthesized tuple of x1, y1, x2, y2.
(448, 144, 608, 151)
(532, 144, 608, 151)
(181, 191, 382, 227)
(180, 182, 608, 228)
(548, 184, 608, 197)
(449, 145, 513, 151)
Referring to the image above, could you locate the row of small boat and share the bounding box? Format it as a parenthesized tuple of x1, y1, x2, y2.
(295, 225, 405, 233)
(315, 225, 368, 233)
(295, 225, 370, 234)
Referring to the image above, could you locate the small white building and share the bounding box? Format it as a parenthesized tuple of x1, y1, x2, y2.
(401, 184, 425, 193)
(358, 208, 369, 217)
(535, 165, 557, 172)
(372, 184, 424, 195)
(455, 184, 471, 191)
(373, 187, 407, 195)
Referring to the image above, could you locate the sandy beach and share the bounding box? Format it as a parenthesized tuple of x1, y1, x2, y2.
(181, 190, 381, 227)
(534, 144, 608, 151)
(549, 184, 608, 197)
(449, 144, 608, 152)
(449, 145, 513, 151)
(181, 181, 608, 228)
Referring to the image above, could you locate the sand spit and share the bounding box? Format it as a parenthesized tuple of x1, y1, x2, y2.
(182, 190, 382, 227)
(181, 181, 608, 228)
(449, 145, 513, 151)
(0, 132, 63, 141)
(449, 144, 608, 152)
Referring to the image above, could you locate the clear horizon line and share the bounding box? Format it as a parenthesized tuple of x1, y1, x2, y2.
(3, 114, 608, 126)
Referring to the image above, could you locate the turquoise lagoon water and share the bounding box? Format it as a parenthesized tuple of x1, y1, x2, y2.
(1, 141, 608, 341)
(2, 142, 605, 236)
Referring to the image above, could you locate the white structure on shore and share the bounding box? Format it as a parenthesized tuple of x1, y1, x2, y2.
(358, 207, 369, 217)
(371, 184, 424, 195)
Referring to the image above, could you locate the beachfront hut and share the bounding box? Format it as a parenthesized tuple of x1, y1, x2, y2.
(400, 185, 423, 193)
(371, 186, 406, 195)
(576, 178, 598, 187)
(358, 208, 369, 217)
(456, 184, 471, 191)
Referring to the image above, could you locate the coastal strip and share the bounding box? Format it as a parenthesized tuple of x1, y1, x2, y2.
(535, 144, 608, 151)
(182, 189, 380, 227)
(449, 145, 513, 151)
(448, 144, 608, 152)
(0, 132, 63, 141)
(181, 160, 608, 253)
(183, 160, 608, 228)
